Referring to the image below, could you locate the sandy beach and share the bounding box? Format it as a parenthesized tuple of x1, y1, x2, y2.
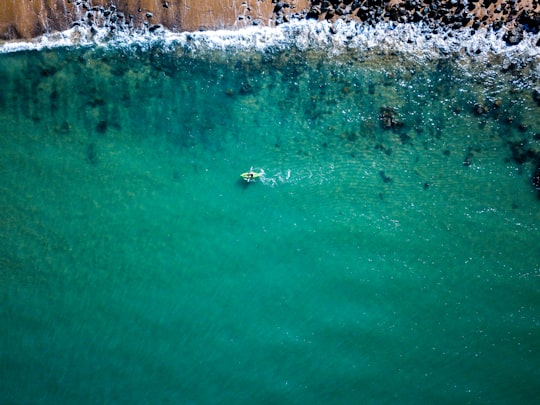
(1, 1, 538, 40)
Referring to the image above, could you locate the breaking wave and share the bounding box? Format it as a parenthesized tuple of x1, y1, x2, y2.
(1, 19, 539, 82)
(0, 19, 537, 54)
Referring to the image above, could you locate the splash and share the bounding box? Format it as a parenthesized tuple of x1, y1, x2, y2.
(259, 164, 337, 188)
(1, 20, 539, 92)
(1, 18, 539, 61)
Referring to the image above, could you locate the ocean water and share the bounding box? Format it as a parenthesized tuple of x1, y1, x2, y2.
(1, 23, 539, 404)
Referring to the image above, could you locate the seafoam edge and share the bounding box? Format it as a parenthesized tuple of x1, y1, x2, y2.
(0, 19, 538, 65)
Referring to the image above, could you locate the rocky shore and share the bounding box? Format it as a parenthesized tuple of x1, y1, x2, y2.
(301, 0, 540, 45)
(1, 1, 539, 43)
(1, 2, 539, 196)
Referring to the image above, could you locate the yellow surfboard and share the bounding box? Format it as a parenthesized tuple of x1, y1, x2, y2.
(240, 172, 261, 182)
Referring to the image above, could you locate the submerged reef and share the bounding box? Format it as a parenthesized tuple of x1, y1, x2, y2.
(0, 2, 538, 196)
(0, 1, 539, 41)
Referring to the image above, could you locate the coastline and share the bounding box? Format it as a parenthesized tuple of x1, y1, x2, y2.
(0, 0, 310, 39)
(1, 6, 540, 404)
(1, 1, 538, 43)
(0, 3, 539, 194)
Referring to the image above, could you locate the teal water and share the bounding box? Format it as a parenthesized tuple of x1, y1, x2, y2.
(1, 42, 539, 404)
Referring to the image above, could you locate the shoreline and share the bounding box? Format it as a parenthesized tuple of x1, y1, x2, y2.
(0, 1, 538, 45)
(2, 17, 539, 60)
(0, 7, 539, 196)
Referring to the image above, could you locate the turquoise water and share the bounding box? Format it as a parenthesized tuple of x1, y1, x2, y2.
(1, 41, 539, 404)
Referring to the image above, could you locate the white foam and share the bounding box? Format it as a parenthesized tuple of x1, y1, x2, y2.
(1, 19, 539, 68)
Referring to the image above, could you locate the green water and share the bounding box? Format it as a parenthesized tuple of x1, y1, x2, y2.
(1, 44, 539, 404)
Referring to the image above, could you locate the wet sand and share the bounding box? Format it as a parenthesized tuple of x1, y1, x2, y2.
(0, 1, 538, 40)
(0, 1, 309, 39)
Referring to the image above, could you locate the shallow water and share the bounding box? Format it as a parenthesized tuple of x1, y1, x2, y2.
(1, 38, 539, 404)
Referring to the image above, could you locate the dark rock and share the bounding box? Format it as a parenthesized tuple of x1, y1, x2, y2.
(378, 107, 403, 130)
(492, 21, 504, 31)
(96, 120, 108, 133)
(518, 10, 540, 33)
(335, 6, 346, 16)
(306, 8, 321, 19)
(388, 9, 399, 21)
(508, 140, 538, 165)
(473, 103, 489, 116)
(403, 0, 416, 11)
(492, 98, 503, 109)
(463, 149, 474, 166)
(379, 170, 392, 183)
(346, 131, 359, 142)
(88, 97, 105, 108)
(503, 25, 524, 45)
(412, 11, 423, 22)
(532, 88, 540, 106)
(380, 115, 393, 129)
(41, 66, 57, 77)
(533, 163, 540, 191)
(399, 132, 412, 144)
(375, 143, 392, 155)
(239, 82, 253, 95)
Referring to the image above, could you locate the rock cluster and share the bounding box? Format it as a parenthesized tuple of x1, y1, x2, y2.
(0, 0, 308, 39)
(70, 1, 163, 34)
(288, 0, 540, 44)
(1, 1, 538, 41)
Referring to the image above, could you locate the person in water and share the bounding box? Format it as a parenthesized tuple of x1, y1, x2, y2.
(243, 167, 263, 182)
(244, 167, 255, 182)
(243, 172, 255, 182)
